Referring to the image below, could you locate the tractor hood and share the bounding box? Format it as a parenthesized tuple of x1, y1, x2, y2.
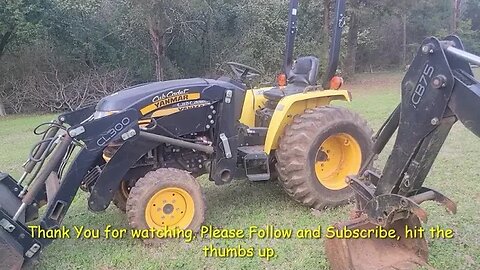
(96, 78, 210, 112)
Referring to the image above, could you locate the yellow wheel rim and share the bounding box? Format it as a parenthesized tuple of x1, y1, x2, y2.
(145, 187, 195, 229)
(314, 133, 362, 190)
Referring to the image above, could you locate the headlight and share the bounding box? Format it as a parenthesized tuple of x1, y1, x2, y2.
(93, 111, 118, 119)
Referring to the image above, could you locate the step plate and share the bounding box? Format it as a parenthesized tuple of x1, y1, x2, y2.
(238, 145, 265, 155)
(238, 146, 271, 181)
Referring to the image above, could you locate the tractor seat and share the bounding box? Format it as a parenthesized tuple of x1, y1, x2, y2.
(263, 56, 320, 102)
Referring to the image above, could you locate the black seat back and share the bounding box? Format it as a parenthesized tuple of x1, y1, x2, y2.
(287, 56, 320, 86)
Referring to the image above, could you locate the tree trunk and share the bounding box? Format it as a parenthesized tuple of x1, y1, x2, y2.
(0, 100, 6, 116)
(402, 13, 407, 67)
(345, 11, 358, 76)
(147, 17, 165, 81)
(203, 11, 213, 73)
(323, 0, 331, 63)
(0, 29, 14, 60)
(451, 0, 462, 33)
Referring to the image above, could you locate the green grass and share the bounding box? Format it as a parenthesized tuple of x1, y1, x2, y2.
(1, 71, 479, 270)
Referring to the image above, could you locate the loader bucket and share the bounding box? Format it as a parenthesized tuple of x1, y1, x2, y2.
(0, 228, 24, 270)
(325, 214, 429, 270)
(0, 173, 28, 269)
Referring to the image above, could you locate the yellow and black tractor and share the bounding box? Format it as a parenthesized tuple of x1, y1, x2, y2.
(0, 0, 373, 267)
(101, 0, 373, 220)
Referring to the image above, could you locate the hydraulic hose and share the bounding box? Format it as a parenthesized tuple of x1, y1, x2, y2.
(13, 134, 73, 221)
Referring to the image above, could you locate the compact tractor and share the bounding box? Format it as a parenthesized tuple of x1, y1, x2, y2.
(0, 0, 375, 268)
(325, 36, 480, 269)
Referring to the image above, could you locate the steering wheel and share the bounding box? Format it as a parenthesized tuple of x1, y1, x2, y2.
(226, 62, 262, 81)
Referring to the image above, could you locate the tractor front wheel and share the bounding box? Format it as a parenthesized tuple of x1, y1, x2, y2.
(112, 180, 131, 212)
(275, 106, 373, 210)
(126, 168, 206, 236)
(112, 168, 150, 212)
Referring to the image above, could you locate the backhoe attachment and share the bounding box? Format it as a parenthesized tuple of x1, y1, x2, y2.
(325, 35, 480, 269)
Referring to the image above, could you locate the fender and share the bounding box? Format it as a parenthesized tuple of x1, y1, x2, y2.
(239, 87, 268, 127)
(88, 136, 160, 212)
(263, 89, 351, 154)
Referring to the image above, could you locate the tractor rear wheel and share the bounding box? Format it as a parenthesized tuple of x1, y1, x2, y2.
(275, 106, 373, 210)
(126, 168, 206, 235)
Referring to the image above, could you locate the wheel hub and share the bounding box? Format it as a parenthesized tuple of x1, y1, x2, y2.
(163, 203, 174, 214)
(314, 133, 362, 190)
(145, 187, 195, 229)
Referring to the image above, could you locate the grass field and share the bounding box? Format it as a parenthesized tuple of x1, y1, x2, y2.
(1, 71, 479, 270)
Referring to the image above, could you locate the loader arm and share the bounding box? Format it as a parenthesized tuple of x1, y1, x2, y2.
(326, 35, 480, 270)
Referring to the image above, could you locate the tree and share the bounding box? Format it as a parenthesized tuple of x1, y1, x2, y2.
(462, 0, 480, 54)
(0, 0, 44, 59)
(344, 0, 359, 76)
(2, 0, 480, 116)
(0, 0, 45, 116)
(391, 0, 417, 67)
(124, 0, 206, 81)
(451, 0, 462, 33)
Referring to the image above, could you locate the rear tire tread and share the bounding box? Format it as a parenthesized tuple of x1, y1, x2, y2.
(275, 106, 373, 210)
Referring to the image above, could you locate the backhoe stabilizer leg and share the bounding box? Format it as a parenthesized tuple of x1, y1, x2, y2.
(414, 187, 457, 214)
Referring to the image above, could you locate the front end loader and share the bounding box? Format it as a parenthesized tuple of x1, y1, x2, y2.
(0, 107, 141, 268)
(325, 35, 480, 269)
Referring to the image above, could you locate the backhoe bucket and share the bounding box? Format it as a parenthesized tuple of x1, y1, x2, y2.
(325, 214, 429, 270)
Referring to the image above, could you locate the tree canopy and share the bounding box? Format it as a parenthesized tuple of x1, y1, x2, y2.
(0, 0, 478, 115)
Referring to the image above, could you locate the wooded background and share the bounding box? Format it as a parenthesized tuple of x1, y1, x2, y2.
(0, 0, 478, 115)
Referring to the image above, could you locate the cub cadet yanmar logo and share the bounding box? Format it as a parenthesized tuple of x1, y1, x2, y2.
(152, 89, 189, 102)
(140, 90, 200, 115)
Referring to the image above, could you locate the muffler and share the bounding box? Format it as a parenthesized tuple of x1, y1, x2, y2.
(325, 214, 429, 270)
